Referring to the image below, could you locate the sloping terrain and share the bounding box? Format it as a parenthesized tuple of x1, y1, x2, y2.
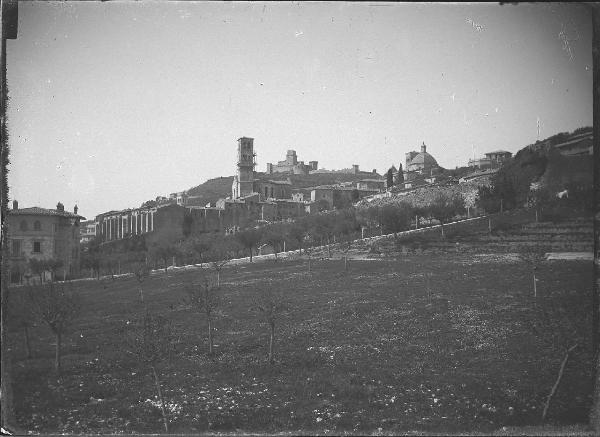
(186, 176, 234, 206)
(343, 211, 593, 258)
(6, 211, 595, 434)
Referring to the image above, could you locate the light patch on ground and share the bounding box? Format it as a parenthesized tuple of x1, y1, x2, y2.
(545, 252, 593, 261)
(458, 253, 523, 265)
(449, 305, 512, 351)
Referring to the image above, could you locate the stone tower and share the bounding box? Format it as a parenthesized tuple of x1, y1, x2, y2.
(232, 137, 256, 198)
(286, 150, 298, 165)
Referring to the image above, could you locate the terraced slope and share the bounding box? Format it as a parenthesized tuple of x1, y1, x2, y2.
(342, 212, 593, 258)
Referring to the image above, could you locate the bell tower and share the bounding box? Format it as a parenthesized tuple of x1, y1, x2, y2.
(233, 137, 256, 198)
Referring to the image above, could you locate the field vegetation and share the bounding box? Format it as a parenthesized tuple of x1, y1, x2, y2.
(5, 215, 595, 434)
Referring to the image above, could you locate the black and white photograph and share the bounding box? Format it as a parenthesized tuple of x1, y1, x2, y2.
(1, 1, 598, 435)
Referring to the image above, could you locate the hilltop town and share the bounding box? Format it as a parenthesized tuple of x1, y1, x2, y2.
(79, 138, 495, 247)
(3, 2, 598, 435)
(6, 125, 593, 284)
(5, 125, 595, 436)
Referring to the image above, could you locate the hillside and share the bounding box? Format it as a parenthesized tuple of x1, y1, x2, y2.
(186, 176, 234, 206)
(8, 222, 594, 433)
(357, 180, 484, 210)
(481, 126, 593, 211)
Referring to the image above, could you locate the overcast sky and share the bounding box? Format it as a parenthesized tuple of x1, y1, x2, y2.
(6, 2, 592, 219)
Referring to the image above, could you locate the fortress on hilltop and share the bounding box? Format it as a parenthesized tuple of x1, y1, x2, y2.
(266, 149, 318, 176)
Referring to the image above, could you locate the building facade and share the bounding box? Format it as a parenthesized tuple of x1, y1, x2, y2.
(96, 207, 157, 242)
(255, 179, 292, 200)
(169, 191, 189, 206)
(468, 150, 512, 169)
(7, 201, 85, 284)
(357, 179, 386, 191)
(310, 186, 379, 210)
(80, 219, 97, 244)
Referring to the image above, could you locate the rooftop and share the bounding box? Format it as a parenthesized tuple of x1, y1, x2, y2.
(408, 151, 438, 166)
(10, 207, 86, 220)
(484, 150, 512, 155)
(460, 168, 499, 180)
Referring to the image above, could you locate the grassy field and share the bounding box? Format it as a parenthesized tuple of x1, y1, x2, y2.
(6, 238, 595, 434)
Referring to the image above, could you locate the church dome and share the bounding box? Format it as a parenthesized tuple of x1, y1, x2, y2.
(410, 152, 438, 167)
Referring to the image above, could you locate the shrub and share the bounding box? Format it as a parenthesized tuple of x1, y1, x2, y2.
(123, 310, 176, 432)
(490, 218, 514, 235)
(397, 232, 434, 248)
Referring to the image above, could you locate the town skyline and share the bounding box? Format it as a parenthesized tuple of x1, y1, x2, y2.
(6, 2, 592, 218)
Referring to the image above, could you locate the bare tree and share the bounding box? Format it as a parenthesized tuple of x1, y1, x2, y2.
(81, 250, 101, 279)
(380, 203, 413, 237)
(427, 192, 465, 236)
(520, 250, 544, 299)
(133, 261, 150, 304)
(341, 239, 352, 271)
(309, 214, 335, 258)
(146, 226, 182, 275)
(530, 187, 554, 223)
(206, 236, 236, 288)
(210, 258, 230, 289)
(254, 286, 287, 365)
(235, 228, 263, 262)
(424, 272, 432, 305)
(46, 258, 64, 282)
(28, 258, 47, 284)
(304, 244, 313, 273)
(124, 310, 175, 433)
(185, 233, 212, 266)
(287, 222, 307, 255)
(262, 224, 286, 261)
(184, 275, 219, 355)
(333, 210, 359, 271)
(28, 281, 80, 373)
(11, 285, 34, 359)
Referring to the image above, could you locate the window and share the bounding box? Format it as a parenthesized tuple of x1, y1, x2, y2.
(19, 220, 27, 231)
(34, 220, 41, 231)
(11, 239, 21, 256)
(33, 242, 41, 253)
